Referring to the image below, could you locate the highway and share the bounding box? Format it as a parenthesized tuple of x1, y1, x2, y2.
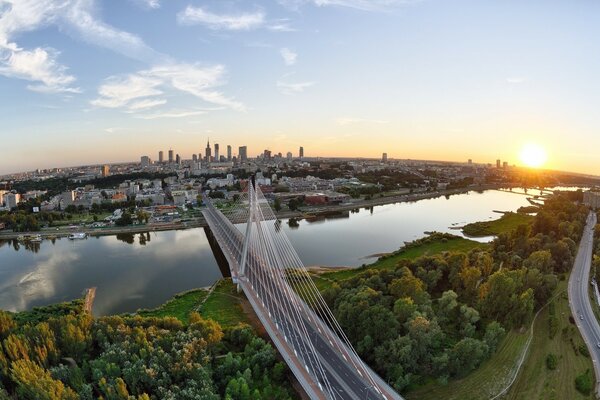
(568, 211, 600, 395)
(203, 197, 402, 400)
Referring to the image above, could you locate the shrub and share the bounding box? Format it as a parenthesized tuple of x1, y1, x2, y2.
(575, 369, 593, 395)
(546, 353, 557, 370)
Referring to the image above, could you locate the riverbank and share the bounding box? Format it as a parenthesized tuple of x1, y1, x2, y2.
(0, 183, 503, 240)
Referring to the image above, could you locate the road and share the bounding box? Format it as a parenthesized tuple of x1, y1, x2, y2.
(203, 203, 401, 399)
(568, 210, 600, 395)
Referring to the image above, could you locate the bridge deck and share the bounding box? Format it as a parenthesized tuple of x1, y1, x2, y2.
(202, 203, 403, 400)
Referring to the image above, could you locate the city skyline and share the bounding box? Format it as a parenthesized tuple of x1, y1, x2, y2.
(2, 1, 600, 175)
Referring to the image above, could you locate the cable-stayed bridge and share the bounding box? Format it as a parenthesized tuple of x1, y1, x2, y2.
(202, 181, 403, 400)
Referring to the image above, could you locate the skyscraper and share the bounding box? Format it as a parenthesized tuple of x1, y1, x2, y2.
(214, 143, 219, 161)
(158, 151, 164, 163)
(168, 149, 174, 163)
(239, 146, 247, 161)
(286, 151, 292, 161)
(299, 146, 304, 159)
(382, 153, 388, 163)
(101, 165, 110, 177)
(227, 145, 232, 161)
(176, 154, 181, 165)
(141, 156, 151, 167)
(192, 154, 198, 162)
(205, 139, 212, 162)
(496, 159, 501, 168)
(263, 149, 271, 160)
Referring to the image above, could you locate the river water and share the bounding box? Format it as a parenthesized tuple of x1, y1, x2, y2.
(0, 187, 577, 316)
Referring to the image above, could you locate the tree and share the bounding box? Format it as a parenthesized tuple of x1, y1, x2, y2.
(10, 359, 78, 400)
(273, 198, 281, 212)
(115, 212, 133, 227)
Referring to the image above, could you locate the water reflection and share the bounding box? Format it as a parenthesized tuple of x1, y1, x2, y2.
(0, 187, 581, 315)
(0, 230, 222, 316)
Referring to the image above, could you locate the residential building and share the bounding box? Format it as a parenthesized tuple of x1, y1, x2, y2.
(159, 151, 164, 163)
(239, 146, 247, 161)
(168, 149, 174, 163)
(227, 145, 232, 161)
(299, 146, 304, 159)
(5, 192, 20, 209)
(141, 156, 151, 167)
(101, 165, 110, 177)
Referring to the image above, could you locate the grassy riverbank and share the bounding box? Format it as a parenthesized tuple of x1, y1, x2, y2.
(312, 233, 488, 290)
(462, 212, 534, 237)
(137, 289, 208, 323)
(199, 278, 250, 328)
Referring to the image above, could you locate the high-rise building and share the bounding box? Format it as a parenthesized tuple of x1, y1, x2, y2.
(299, 146, 304, 159)
(192, 154, 198, 162)
(382, 153, 388, 163)
(5, 193, 20, 209)
(496, 159, 501, 169)
(205, 140, 212, 162)
(101, 165, 110, 177)
(239, 146, 247, 161)
(176, 154, 181, 165)
(286, 151, 292, 161)
(168, 149, 174, 163)
(468, 159, 473, 165)
(227, 145, 232, 161)
(214, 143, 219, 161)
(0, 190, 5, 206)
(263, 149, 271, 160)
(503, 161, 508, 169)
(141, 156, 151, 167)
(159, 151, 164, 163)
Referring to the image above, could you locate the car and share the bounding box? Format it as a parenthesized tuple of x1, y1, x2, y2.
(597, 343, 600, 349)
(580, 315, 584, 320)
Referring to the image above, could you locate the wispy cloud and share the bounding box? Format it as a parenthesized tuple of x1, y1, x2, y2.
(0, 0, 162, 94)
(506, 77, 526, 84)
(177, 6, 265, 30)
(0, 47, 80, 94)
(91, 63, 244, 114)
(279, 0, 420, 11)
(130, 0, 160, 9)
(277, 80, 315, 95)
(280, 48, 297, 66)
(135, 109, 208, 120)
(336, 117, 389, 125)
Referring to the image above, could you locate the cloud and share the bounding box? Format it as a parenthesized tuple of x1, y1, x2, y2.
(177, 6, 265, 30)
(135, 109, 207, 119)
(506, 77, 526, 84)
(0, 0, 161, 94)
(280, 48, 297, 66)
(277, 80, 315, 95)
(336, 117, 389, 125)
(91, 63, 244, 114)
(130, 0, 160, 9)
(278, 0, 420, 11)
(0, 47, 80, 93)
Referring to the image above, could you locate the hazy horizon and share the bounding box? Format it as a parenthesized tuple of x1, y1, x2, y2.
(2, 0, 600, 175)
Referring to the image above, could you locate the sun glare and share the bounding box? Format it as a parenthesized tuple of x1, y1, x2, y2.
(519, 143, 547, 168)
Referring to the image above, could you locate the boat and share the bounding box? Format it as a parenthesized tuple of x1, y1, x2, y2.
(30, 235, 42, 243)
(68, 233, 88, 240)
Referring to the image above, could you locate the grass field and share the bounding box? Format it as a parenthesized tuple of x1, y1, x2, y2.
(462, 212, 534, 237)
(405, 329, 529, 400)
(313, 235, 488, 289)
(505, 282, 595, 400)
(406, 281, 594, 400)
(199, 278, 250, 328)
(137, 289, 208, 323)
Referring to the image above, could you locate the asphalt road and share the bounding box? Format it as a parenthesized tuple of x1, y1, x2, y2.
(204, 204, 398, 399)
(568, 211, 600, 395)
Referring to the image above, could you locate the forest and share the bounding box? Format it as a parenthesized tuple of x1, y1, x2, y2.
(321, 192, 588, 392)
(0, 304, 294, 399)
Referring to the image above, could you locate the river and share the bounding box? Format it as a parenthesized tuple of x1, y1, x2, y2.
(0, 187, 579, 316)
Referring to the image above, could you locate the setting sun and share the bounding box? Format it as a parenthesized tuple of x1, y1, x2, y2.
(520, 143, 547, 168)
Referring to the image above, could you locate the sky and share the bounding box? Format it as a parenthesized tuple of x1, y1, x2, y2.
(1, 0, 600, 175)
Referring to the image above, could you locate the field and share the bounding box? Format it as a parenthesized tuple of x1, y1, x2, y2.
(462, 212, 534, 237)
(505, 282, 595, 400)
(137, 289, 208, 323)
(405, 329, 528, 400)
(406, 280, 595, 400)
(199, 278, 250, 328)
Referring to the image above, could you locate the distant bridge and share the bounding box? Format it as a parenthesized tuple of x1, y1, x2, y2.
(202, 181, 403, 400)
